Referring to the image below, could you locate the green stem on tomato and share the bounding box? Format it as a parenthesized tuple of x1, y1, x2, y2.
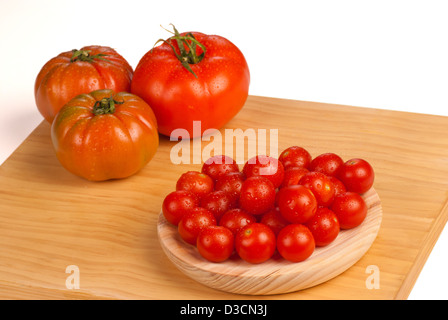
(70, 49, 109, 63)
(152, 24, 206, 78)
(92, 97, 123, 115)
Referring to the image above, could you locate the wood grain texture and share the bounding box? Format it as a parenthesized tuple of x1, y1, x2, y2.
(158, 188, 382, 295)
(1, 95, 448, 300)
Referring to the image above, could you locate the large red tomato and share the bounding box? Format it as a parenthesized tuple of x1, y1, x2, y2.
(35, 46, 133, 123)
(51, 89, 159, 181)
(131, 25, 250, 137)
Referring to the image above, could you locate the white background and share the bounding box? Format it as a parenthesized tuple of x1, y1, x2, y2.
(1, 0, 447, 299)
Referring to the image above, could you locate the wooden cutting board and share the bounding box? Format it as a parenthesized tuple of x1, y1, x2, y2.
(1, 95, 448, 300)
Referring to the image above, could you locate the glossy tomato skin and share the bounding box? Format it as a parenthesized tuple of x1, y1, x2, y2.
(280, 167, 309, 188)
(338, 158, 375, 194)
(331, 192, 367, 229)
(201, 155, 240, 182)
(328, 176, 347, 197)
(162, 190, 199, 225)
(239, 176, 276, 215)
(51, 89, 159, 181)
(277, 185, 317, 224)
(131, 32, 250, 137)
(200, 190, 236, 221)
(214, 172, 245, 203)
(219, 208, 257, 235)
(235, 223, 276, 264)
(178, 207, 217, 245)
(309, 153, 344, 177)
(277, 224, 315, 262)
(35, 46, 133, 123)
(197, 225, 234, 262)
(306, 207, 340, 246)
(176, 171, 214, 200)
(278, 146, 312, 169)
(298, 171, 336, 207)
(243, 155, 285, 189)
(260, 207, 289, 236)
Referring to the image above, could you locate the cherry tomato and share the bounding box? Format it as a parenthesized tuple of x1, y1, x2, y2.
(280, 167, 309, 188)
(200, 190, 236, 221)
(338, 158, 375, 194)
(178, 207, 217, 245)
(201, 155, 240, 181)
(239, 176, 276, 215)
(197, 226, 234, 262)
(36, 46, 133, 123)
(327, 176, 347, 197)
(176, 171, 214, 200)
(298, 171, 335, 207)
(278, 146, 312, 169)
(260, 207, 289, 236)
(219, 208, 257, 235)
(235, 223, 276, 264)
(131, 26, 250, 137)
(214, 172, 245, 203)
(309, 153, 344, 177)
(277, 224, 315, 262)
(51, 90, 159, 181)
(305, 207, 340, 246)
(162, 190, 199, 225)
(277, 185, 317, 224)
(331, 192, 367, 229)
(243, 155, 285, 188)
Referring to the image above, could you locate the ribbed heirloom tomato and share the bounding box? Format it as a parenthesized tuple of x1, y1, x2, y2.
(131, 25, 250, 137)
(51, 89, 159, 181)
(35, 46, 133, 123)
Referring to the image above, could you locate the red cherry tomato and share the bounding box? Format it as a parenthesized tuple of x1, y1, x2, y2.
(178, 207, 217, 245)
(162, 190, 199, 225)
(331, 192, 367, 229)
(219, 208, 257, 235)
(305, 207, 340, 247)
(277, 185, 317, 224)
(239, 176, 276, 215)
(201, 155, 240, 182)
(200, 190, 236, 221)
(214, 172, 245, 203)
(280, 167, 309, 188)
(299, 171, 335, 207)
(260, 207, 289, 236)
(278, 146, 312, 169)
(197, 226, 234, 262)
(235, 223, 276, 264)
(277, 224, 315, 262)
(338, 158, 375, 194)
(327, 176, 347, 197)
(176, 171, 214, 200)
(309, 153, 344, 177)
(242, 155, 285, 188)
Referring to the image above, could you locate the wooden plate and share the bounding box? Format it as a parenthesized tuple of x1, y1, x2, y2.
(157, 188, 382, 295)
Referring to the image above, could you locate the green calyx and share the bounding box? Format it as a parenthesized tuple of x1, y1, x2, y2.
(153, 24, 206, 78)
(92, 97, 123, 115)
(70, 49, 109, 63)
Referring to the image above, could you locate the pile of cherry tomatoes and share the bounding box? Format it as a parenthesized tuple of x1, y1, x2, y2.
(162, 146, 375, 264)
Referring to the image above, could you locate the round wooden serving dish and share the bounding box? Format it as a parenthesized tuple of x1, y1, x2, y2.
(157, 188, 382, 295)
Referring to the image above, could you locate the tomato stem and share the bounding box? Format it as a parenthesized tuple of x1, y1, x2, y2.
(92, 96, 123, 115)
(153, 24, 206, 78)
(70, 49, 109, 63)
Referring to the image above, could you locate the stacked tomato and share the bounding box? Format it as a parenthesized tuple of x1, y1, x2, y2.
(162, 146, 375, 264)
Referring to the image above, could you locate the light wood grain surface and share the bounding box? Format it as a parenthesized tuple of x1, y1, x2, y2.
(1, 95, 448, 300)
